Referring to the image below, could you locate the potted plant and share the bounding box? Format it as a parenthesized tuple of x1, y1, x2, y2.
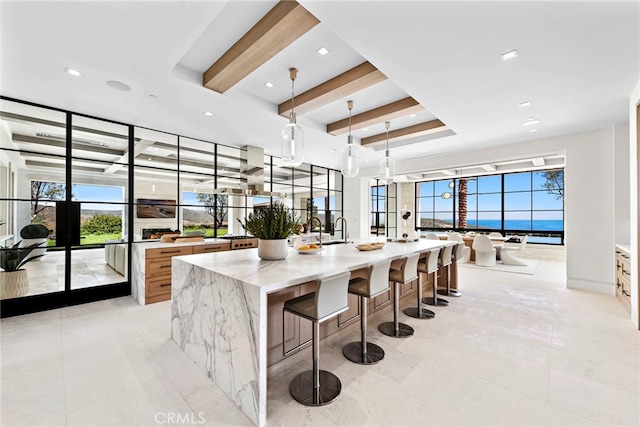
(0, 241, 45, 299)
(238, 203, 298, 260)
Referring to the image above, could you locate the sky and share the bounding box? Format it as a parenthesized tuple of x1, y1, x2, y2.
(416, 171, 563, 217)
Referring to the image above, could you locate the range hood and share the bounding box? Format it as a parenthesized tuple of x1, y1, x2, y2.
(212, 145, 284, 198)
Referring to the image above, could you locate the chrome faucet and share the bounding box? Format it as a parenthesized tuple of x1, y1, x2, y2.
(310, 216, 323, 247)
(335, 216, 348, 244)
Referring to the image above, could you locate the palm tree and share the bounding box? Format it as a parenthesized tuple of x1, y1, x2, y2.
(458, 179, 468, 228)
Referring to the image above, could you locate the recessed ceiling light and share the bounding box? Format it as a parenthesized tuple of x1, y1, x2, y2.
(106, 80, 131, 91)
(264, 81, 274, 88)
(204, 111, 214, 116)
(501, 49, 518, 61)
(362, 128, 368, 131)
(522, 117, 540, 126)
(330, 149, 337, 153)
(519, 101, 531, 107)
(409, 113, 417, 118)
(65, 67, 82, 77)
(529, 129, 538, 133)
(316, 46, 330, 56)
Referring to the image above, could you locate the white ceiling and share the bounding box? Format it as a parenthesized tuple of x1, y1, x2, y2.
(1, 1, 638, 175)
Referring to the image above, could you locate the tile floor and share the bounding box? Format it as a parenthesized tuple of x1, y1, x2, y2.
(8, 248, 125, 298)
(1, 259, 638, 427)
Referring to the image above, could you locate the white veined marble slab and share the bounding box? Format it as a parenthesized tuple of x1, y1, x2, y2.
(171, 238, 455, 426)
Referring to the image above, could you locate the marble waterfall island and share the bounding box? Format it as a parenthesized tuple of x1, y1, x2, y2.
(170, 239, 452, 426)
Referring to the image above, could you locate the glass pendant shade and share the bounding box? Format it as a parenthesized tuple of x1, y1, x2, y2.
(340, 137, 359, 177)
(281, 67, 304, 167)
(281, 121, 304, 166)
(340, 100, 359, 178)
(379, 150, 395, 184)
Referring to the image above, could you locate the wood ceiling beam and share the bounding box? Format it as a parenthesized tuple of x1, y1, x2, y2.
(203, 1, 319, 94)
(360, 119, 448, 147)
(326, 97, 424, 135)
(278, 61, 387, 117)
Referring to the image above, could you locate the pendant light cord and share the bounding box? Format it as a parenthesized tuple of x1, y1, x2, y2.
(347, 100, 353, 144)
(385, 121, 390, 155)
(289, 68, 297, 124)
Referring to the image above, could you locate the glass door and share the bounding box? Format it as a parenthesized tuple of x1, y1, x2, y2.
(0, 99, 130, 316)
(70, 115, 129, 290)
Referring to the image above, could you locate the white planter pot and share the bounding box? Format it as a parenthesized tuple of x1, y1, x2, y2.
(0, 270, 29, 300)
(257, 239, 289, 260)
(22, 238, 47, 260)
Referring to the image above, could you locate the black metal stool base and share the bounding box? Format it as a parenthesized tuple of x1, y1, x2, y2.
(403, 307, 436, 319)
(438, 289, 462, 297)
(378, 321, 414, 338)
(422, 297, 450, 306)
(289, 370, 342, 406)
(343, 341, 385, 365)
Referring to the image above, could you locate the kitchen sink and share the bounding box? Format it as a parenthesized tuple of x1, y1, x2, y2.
(320, 240, 353, 246)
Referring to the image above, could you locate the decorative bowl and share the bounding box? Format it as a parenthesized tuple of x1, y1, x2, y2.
(295, 245, 324, 255)
(355, 242, 385, 251)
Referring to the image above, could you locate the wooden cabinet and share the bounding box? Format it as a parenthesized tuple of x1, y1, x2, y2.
(267, 281, 315, 366)
(144, 242, 231, 304)
(193, 243, 231, 254)
(616, 247, 632, 314)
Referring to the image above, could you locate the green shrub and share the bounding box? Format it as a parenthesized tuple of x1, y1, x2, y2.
(81, 214, 122, 235)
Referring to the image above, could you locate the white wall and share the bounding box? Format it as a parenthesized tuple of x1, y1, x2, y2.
(358, 127, 617, 295)
(629, 81, 639, 328)
(342, 176, 370, 239)
(614, 123, 631, 244)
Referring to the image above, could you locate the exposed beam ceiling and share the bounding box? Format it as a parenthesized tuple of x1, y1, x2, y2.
(278, 61, 387, 117)
(13, 134, 125, 156)
(203, 1, 319, 94)
(326, 97, 423, 135)
(360, 119, 448, 147)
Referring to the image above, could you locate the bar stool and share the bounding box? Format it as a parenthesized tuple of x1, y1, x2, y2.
(378, 253, 420, 338)
(343, 259, 392, 365)
(404, 248, 439, 319)
(423, 244, 453, 307)
(439, 242, 464, 297)
(285, 271, 351, 406)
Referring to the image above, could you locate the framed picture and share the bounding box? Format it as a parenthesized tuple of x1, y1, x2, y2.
(136, 199, 176, 218)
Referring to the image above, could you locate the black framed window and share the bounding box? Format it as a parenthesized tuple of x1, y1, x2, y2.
(416, 169, 564, 244)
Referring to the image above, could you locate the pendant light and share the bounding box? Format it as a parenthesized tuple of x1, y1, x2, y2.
(379, 121, 395, 184)
(442, 168, 457, 199)
(281, 67, 304, 167)
(340, 100, 359, 177)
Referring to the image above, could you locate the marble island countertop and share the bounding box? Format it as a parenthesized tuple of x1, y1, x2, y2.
(172, 238, 453, 294)
(170, 237, 456, 426)
(132, 237, 230, 249)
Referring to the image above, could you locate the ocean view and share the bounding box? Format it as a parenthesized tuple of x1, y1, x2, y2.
(472, 219, 563, 231)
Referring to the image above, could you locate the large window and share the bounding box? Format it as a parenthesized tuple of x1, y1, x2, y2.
(416, 169, 564, 244)
(370, 184, 386, 235)
(0, 95, 344, 315)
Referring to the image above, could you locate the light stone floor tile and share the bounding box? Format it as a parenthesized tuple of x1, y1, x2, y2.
(1, 258, 639, 427)
(548, 369, 640, 426)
